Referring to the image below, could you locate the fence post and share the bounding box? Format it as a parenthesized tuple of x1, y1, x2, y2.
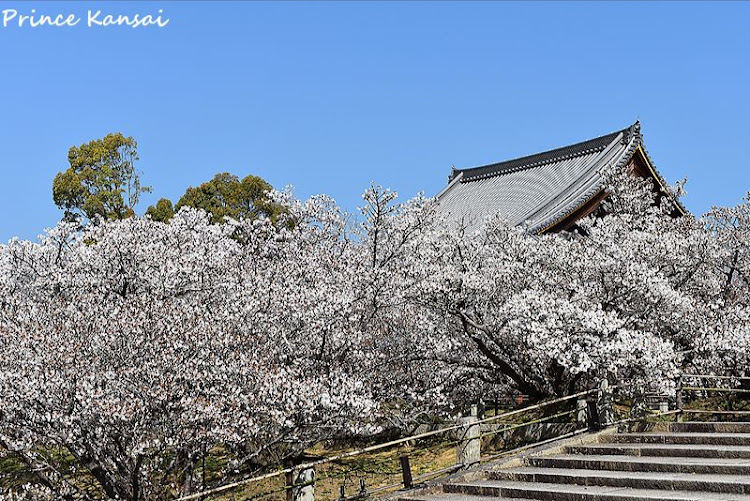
(676, 374, 684, 422)
(456, 404, 480, 469)
(286, 466, 315, 501)
(399, 455, 413, 489)
(596, 379, 614, 427)
(586, 399, 601, 431)
(658, 398, 669, 413)
(576, 399, 588, 427)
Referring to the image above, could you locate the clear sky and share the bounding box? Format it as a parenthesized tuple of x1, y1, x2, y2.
(1, 1, 749, 242)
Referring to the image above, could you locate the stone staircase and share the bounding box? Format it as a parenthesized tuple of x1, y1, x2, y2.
(400, 422, 750, 501)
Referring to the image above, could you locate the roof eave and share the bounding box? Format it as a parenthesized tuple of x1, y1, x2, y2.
(435, 171, 463, 202)
(529, 127, 642, 234)
(531, 132, 689, 234)
(635, 144, 689, 217)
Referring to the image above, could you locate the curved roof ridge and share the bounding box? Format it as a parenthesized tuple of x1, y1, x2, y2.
(454, 124, 634, 183)
(434, 121, 686, 235)
(527, 129, 642, 234)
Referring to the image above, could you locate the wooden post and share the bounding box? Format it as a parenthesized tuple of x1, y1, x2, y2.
(201, 442, 206, 493)
(399, 455, 413, 489)
(676, 374, 684, 422)
(286, 466, 315, 501)
(596, 379, 614, 427)
(586, 399, 601, 431)
(658, 398, 669, 413)
(576, 399, 588, 427)
(456, 404, 480, 469)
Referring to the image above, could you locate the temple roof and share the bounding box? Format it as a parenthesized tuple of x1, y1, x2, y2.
(435, 121, 682, 234)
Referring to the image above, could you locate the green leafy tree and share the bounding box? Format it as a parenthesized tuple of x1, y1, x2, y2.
(145, 198, 175, 223)
(148, 172, 286, 225)
(52, 133, 151, 222)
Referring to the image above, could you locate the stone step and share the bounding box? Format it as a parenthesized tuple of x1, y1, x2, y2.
(485, 466, 750, 494)
(398, 495, 486, 501)
(439, 480, 750, 500)
(399, 496, 533, 501)
(566, 443, 750, 459)
(399, 422, 750, 501)
(528, 453, 750, 475)
(669, 422, 750, 434)
(604, 432, 750, 446)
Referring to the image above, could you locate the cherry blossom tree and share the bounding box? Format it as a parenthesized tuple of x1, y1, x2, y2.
(693, 194, 750, 378)
(2, 179, 750, 499)
(0, 200, 381, 499)
(369, 175, 733, 400)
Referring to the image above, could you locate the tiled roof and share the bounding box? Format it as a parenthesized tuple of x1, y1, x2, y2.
(454, 127, 628, 183)
(435, 121, 670, 234)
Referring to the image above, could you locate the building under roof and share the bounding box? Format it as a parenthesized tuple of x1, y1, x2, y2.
(435, 121, 685, 234)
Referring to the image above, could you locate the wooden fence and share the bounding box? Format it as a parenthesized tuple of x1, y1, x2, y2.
(176, 373, 750, 501)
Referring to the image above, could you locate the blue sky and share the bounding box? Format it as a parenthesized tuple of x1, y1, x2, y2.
(1, 1, 749, 242)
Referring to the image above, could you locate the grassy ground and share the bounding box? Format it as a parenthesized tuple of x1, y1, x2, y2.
(0, 402, 575, 500)
(0, 446, 99, 495)
(0, 438, 459, 500)
(215, 403, 579, 500)
(0, 449, 32, 491)
(213, 441, 457, 501)
(682, 394, 750, 421)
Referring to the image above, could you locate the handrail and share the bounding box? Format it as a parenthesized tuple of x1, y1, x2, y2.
(479, 427, 590, 463)
(682, 374, 750, 380)
(677, 371, 750, 419)
(683, 409, 750, 415)
(683, 386, 750, 394)
(479, 409, 577, 439)
(175, 388, 598, 500)
(474, 388, 596, 427)
(344, 463, 462, 500)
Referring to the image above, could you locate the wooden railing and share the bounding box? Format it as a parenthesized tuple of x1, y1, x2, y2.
(176, 373, 749, 500)
(677, 373, 750, 417)
(176, 389, 603, 500)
